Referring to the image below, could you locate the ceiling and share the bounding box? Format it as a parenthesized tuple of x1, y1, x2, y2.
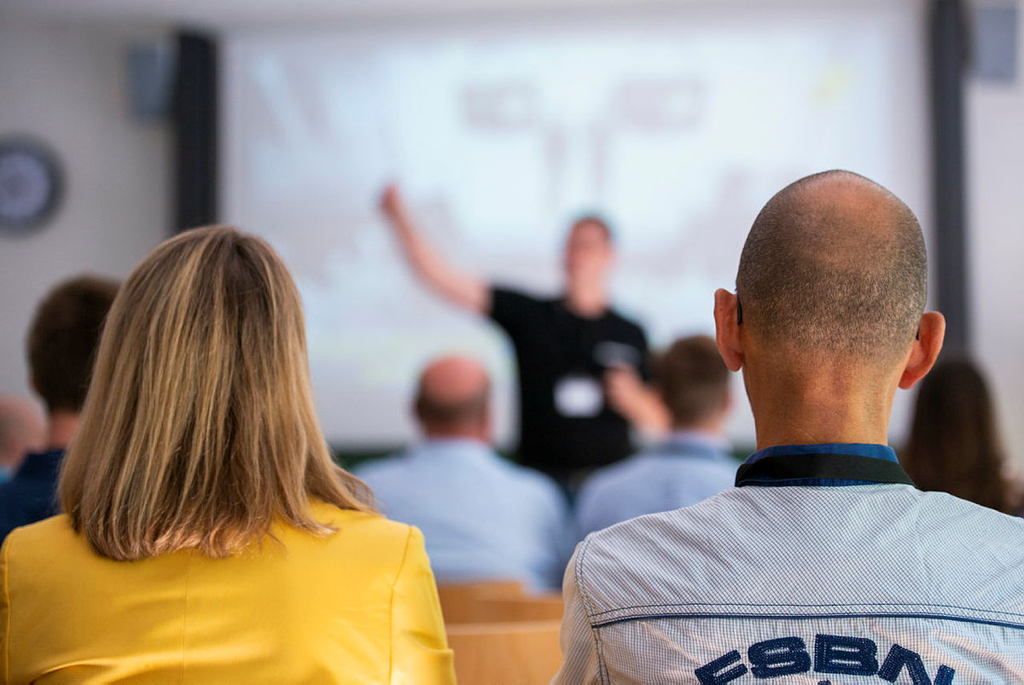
(1, 0, 732, 29)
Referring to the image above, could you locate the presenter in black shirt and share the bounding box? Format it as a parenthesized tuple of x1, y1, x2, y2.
(380, 185, 667, 488)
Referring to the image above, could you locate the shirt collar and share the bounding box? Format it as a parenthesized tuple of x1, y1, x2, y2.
(13, 449, 65, 480)
(411, 438, 494, 461)
(745, 442, 899, 465)
(736, 443, 911, 488)
(658, 430, 731, 459)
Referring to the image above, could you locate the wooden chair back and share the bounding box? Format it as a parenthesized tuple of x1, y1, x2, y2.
(461, 594, 564, 623)
(436, 580, 525, 624)
(447, 620, 562, 685)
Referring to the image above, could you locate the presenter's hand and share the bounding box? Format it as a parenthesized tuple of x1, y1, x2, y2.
(604, 365, 647, 417)
(605, 365, 670, 437)
(376, 182, 490, 314)
(380, 184, 409, 228)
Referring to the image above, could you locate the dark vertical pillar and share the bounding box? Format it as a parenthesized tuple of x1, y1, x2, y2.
(929, 0, 969, 354)
(173, 31, 218, 231)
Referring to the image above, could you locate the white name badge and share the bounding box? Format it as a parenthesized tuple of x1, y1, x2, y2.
(554, 376, 604, 417)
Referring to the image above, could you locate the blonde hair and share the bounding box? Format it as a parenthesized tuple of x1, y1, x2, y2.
(60, 226, 374, 561)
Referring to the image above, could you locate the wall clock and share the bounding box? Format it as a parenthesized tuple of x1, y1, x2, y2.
(0, 137, 63, 234)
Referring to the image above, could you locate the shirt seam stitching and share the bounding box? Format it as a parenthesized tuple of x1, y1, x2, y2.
(387, 526, 415, 685)
(589, 610, 1024, 630)
(588, 601, 1024, 619)
(575, 538, 610, 685)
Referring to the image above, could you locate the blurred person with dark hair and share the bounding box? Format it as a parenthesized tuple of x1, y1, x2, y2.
(1, 227, 454, 682)
(380, 186, 664, 491)
(575, 335, 737, 538)
(356, 355, 569, 591)
(0, 396, 45, 483)
(903, 357, 1018, 514)
(555, 171, 1024, 682)
(0, 275, 119, 543)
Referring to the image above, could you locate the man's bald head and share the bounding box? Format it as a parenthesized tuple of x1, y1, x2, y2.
(414, 356, 491, 439)
(736, 170, 927, 361)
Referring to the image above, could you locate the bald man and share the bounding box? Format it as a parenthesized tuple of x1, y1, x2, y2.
(555, 171, 1024, 682)
(355, 356, 569, 592)
(0, 396, 45, 483)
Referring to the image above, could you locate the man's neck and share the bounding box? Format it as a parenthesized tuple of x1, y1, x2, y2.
(45, 411, 80, 451)
(751, 389, 891, 450)
(746, 359, 896, 451)
(564, 282, 609, 318)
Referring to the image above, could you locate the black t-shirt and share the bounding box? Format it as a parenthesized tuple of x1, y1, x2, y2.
(489, 286, 649, 475)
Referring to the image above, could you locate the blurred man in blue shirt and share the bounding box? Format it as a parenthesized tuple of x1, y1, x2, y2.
(356, 355, 569, 592)
(575, 335, 737, 538)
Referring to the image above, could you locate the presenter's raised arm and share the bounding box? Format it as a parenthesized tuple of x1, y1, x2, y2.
(380, 184, 490, 315)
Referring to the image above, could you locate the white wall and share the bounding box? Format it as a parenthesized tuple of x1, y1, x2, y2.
(0, 18, 170, 402)
(966, 3, 1024, 469)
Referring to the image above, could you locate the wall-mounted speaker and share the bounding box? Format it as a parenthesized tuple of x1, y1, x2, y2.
(973, 3, 1019, 82)
(127, 40, 177, 122)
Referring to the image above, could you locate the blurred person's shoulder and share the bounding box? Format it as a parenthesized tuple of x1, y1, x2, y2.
(0, 478, 21, 519)
(577, 454, 645, 500)
(497, 457, 564, 503)
(352, 452, 405, 478)
(578, 448, 726, 499)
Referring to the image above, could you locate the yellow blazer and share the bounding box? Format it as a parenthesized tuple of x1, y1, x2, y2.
(0, 502, 455, 684)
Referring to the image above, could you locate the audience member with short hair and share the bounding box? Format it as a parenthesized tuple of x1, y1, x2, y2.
(356, 355, 570, 592)
(0, 226, 455, 682)
(903, 357, 1019, 514)
(0, 396, 45, 483)
(0, 275, 119, 542)
(555, 170, 1024, 682)
(575, 335, 736, 538)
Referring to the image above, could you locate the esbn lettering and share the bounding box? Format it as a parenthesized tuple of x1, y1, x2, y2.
(695, 634, 955, 684)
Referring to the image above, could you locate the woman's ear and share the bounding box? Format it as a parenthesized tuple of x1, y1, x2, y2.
(714, 289, 744, 372)
(898, 312, 946, 390)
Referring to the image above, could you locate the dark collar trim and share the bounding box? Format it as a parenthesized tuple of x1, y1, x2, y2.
(736, 452, 914, 488)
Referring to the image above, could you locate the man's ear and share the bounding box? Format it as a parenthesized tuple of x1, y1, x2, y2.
(898, 312, 945, 390)
(714, 289, 744, 372)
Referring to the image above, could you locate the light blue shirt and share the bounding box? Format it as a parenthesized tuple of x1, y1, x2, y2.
(574, 431, 737, 539)
(355, 438, 570, 592)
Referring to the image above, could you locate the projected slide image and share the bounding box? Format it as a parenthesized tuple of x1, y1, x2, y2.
(223, 6, 923, 445)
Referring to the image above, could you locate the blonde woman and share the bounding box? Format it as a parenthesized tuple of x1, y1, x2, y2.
(0, 226, 455, 683)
